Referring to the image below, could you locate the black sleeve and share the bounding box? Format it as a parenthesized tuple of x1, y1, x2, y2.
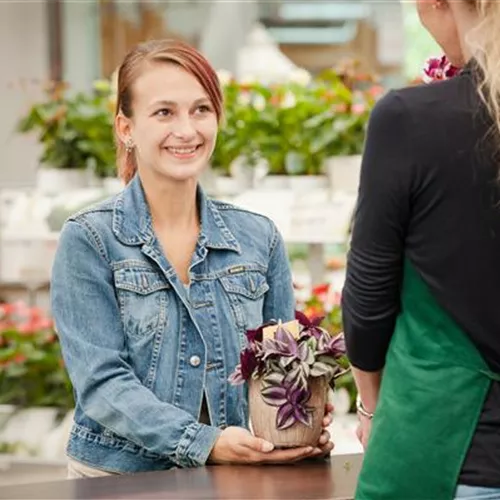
(341, 90, 414, 371)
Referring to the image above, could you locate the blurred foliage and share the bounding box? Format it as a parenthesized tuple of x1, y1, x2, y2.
(17, 80, 117, 178)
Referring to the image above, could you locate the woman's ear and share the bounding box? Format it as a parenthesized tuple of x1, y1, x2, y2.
(115, 113, 133, 145)
(417, 0, 465, 68)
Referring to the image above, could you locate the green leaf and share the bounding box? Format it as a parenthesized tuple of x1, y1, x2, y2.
(262, 371, 284, 387)
(316, 355, 342, 367)
(310, 361, 334, 378)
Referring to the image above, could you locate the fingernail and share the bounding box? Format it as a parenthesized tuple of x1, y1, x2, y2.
(262, 441, 274, 452)
(305, 446, 314, 453)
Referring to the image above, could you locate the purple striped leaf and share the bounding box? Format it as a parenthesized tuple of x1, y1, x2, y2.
(262, 338, 288, 358)
(293, 405, 313, 427)
(240, 348, 258, 380)
(317, 332, 346, 358)
(283, 364, 306, 392)
(276, 403, 296, 430)
(279, 355, 296, 368)
(228, 366, 245, 385)
(262, 371, 284, 387)
(260, 384, 287, 407)
(288, 386, 311, 407)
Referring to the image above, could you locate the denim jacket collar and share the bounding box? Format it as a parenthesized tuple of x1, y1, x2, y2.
(112, 174, 241, 253)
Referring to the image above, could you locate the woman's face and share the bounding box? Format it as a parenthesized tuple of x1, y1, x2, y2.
(416, 0, 465, 67)
(117, 63, 218, 184)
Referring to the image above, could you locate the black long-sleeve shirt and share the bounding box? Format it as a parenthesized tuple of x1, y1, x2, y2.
(342, 62, 500, 487)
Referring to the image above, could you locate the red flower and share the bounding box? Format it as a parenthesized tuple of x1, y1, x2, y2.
(0, 303, 17, 316)
(270, 94, 281, 106)
(17, 322, 36, 334)
(368, 85, 384, 98)
(0, 320, 14, 332)
(312, 283, 330, 297)
(13, 354, 27, 364)
(303, 305, 325, 319)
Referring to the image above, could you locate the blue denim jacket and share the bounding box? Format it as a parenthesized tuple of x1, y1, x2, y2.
(51, 175, 295, 473)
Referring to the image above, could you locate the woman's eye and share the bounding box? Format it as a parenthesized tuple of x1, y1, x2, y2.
(155, 108, 172, 117)
(196, 105, 212, 114)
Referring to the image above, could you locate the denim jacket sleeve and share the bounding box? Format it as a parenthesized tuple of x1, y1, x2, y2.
(51, 219, 221, 468)
(263, 223, 295, 323)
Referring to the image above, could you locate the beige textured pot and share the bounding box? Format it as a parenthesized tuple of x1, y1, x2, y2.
(249, 376, 328, 448)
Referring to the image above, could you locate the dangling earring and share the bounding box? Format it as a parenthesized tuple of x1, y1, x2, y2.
(125, 138, 134, 154)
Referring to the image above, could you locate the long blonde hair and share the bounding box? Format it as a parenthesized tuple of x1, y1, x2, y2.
(468, 1, 500, 146)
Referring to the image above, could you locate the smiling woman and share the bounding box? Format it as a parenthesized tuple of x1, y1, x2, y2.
(50, 39, 334, 479)
(113, 40, 223, 185)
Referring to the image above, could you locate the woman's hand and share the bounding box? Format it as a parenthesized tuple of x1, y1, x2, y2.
(350, 366, 380, 450)
(355, 413, 372, 450)
(208, 427, 320, 465)
(209, 403, 335, 465)
(317, 402, 335, 457)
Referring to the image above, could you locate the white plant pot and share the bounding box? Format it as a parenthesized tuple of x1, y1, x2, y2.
(0, 405, 59, 454)
(258, 175, 290, 190)
(39, 409, 75, 459)
(215, 175, 240, 197)
(199, 164, 218, 196)
(324, 155, 362, 194)
(102, 177, 124, 193)
(36, 168, 99, 195)
(331, 387, 352, 416)
(288, 175, 329, 192)
(230, 156, 259, 191)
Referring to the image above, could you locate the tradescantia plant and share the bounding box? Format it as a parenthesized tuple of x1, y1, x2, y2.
(229, 312, 347, 431)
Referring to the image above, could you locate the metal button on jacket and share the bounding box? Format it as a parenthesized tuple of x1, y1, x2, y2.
(189, 355, 201, 367)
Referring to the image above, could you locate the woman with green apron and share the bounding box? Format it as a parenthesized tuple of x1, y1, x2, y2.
(342, 1, 500, 499)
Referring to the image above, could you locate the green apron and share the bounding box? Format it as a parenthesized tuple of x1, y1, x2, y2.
(355, 260, 500, 500)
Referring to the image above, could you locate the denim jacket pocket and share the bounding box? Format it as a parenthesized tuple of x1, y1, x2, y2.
(114, 263, 170, 339)
(220, 267, 269, 336)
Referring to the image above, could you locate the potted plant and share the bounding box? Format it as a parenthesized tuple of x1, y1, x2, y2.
(17, 79, 117, 194)
(313, 64, 384, 193)
(213, 75, 275, 194)
(229, 313, 347, 447)
(254, 80, 330, 190)
(214, 64, 383, 193)
(0, 301, 73, 455)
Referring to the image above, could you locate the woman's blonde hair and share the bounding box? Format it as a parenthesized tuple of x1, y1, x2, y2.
(467, 1, 500, 146)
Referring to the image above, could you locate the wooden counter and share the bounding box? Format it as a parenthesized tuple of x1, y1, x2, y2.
(0, 454, 362, 499)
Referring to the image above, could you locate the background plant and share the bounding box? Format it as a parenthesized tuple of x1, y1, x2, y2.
(0, 302, 73, 410)
(17, 80, 117, 178)
(213, 65, 383, 177)
(296, 283, 356, 412)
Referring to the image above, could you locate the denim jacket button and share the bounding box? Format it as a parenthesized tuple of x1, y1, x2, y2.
(189, 355, 201, 367)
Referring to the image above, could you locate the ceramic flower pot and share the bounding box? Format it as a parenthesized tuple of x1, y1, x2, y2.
(324, 154, 362, 194)
(0, 405, 59, 454)
(36, 168, 99, 195)
(249, 376, 328, 448)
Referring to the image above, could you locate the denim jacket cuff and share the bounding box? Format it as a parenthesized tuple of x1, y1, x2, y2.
(175, 422, 222, 467)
